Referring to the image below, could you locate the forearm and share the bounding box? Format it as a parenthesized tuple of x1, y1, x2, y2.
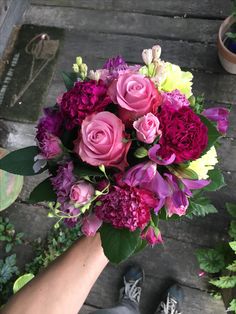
(2, 234, 108, 314)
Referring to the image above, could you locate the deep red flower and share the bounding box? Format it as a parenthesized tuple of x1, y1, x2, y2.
(60, 80, 111, 129)
(157, 106, 208, 163)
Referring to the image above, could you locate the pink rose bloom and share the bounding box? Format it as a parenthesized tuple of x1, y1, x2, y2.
(81, 213, 102, 237)
(70, 181, 95, 205)
(133, 113, 161, 144)
(38, 133, 62, 159)
(74, 112, 131, 171)
(141, 226, 163, 246)
(108, 73, 162, 124)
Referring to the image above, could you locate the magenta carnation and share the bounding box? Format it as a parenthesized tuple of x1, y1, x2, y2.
(157, 106, 208, 163)
(95, 185, 157, 231)
(60, 80, 111, 129)
(36, 107, 63, 143)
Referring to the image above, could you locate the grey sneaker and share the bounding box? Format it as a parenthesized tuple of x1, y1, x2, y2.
(155, 284, 184, 314)
(120, 264, 144, 304)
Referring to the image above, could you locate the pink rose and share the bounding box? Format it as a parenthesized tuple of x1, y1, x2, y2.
(108, 73, 162, 124)
(81, 213, 102, 237)
(70, 181, 95, 205)
(74, 112, 131, 171)
(133, 113, 161, 144)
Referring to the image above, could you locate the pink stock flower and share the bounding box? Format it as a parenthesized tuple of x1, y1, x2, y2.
(202, 107, 229, 135)
(133, 113, 161, 144)
(81, 213, 102, 236)
(108, 73, 162, 124)
(60, 80, 111, 129)
(70, 181, 95, 205)
(95, 184, 157, 231)
(38, 133, 62, 159)
(162, 89, 190, 110)
(141, 227, 163, 246)
(74, 111, 131, 171)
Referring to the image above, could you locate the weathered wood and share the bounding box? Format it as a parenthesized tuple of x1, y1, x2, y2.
(85, 249, 226, 314)
(30, 0, 232, 19)
(24, 6, 221, 43)
(80, 304, 98, 314)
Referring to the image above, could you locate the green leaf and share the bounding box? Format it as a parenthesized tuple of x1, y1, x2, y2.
(227, 261, 236, 272)
(196, 248, 225, 273)
(187, 196, 218, 218)
(199, 115, 221, 153)
(13, 273, 34, 294)
(0, 146, 44, 176)
(227, 203, 236, 218)
(5, 243, 13, 253)
(229, 221, 236, 240)
(228, 299, 236, 313)
(73, 165, 103, 178)
(100, 224, 141, 264)
(62, 71, 77, 90)
(230, 241, 236, 252)
(29, 177, 57, 203)
(204, 168, 225, 191)
(210, 276, 236, 289)
(134, 238, 148, 254)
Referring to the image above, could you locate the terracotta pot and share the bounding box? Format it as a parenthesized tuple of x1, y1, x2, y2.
(218, 15, 236, 74)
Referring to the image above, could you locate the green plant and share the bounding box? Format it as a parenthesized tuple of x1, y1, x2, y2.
(196, 203, 236, 313)
(0, 217, 24, 253)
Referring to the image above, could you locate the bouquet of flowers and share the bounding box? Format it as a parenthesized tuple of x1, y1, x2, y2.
(0, 45, 229, 263)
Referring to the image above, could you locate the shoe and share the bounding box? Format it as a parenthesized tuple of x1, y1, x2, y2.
(119, 264, 144, 304)
(155, 284, 184, 314)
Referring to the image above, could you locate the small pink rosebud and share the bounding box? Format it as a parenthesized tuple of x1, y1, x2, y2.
(81, 213, 102, 237)
(70, 181, 95, 206)
(133, 113, 161, 144)
(141, 226, 163, 246)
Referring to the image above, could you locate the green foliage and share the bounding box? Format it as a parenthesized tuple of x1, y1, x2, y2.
(190, 95, 204, 114)
(210, 276, 236, 289)
(100, 224, 141, 264)
(29, 178, 57, 203)
(62, 71, 78, 90)
(228, 299, 236, 313)
(199, 115, 221, 153)
(227, 203, 236, 218)
(196, 249, 225, 273)
(0, 217, 24, 253)
(203, 168, 226, 192)
(26, 224, 81, 274)
(186, 195, 218, 219)
(0, 146, 44, 176)
(229, 221, 236, 240)
(0, 255, 19, 286)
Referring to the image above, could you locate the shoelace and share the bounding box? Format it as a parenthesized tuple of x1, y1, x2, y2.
(159, 294, 182, 314)
(120, 277, 142, 304)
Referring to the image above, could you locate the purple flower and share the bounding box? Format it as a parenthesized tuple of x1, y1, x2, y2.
(51, 161, 76, 202)
(148, 144, 176, 165)
(38, 133, 62, 159)
(162, 89, 190, 110)
(103, 56, 128, 71)
(123, 161, 157, 187)
(36, 107, 63, 143)
(165, 190, 189, 217)
(202, 107, 229, 135)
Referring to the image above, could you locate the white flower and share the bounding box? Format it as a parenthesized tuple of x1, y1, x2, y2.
(142, 49, 153, 65)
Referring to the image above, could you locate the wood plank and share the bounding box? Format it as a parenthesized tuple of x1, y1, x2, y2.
(80, 304, 98, 314)
(85, 246, 226, 314)
(30, 0, 232, 19)
(24, 5, 221, 43)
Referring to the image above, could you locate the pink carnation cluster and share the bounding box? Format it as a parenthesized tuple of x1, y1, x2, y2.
(95, 184, 157, 231)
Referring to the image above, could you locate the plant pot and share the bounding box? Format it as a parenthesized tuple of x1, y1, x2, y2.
(218, 15, 236, 74)
(0, 148, 23, 211)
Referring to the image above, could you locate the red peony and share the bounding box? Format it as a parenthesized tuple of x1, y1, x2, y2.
(157, 106, 208, 163)
(60, 80, 111, 129)
(95, 184, 157, 231)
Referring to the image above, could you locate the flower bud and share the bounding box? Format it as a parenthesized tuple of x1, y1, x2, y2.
(72, 63, 79, 73)
(80, 63, 88, 79)
(134, 147, 148, 159)
(142, 49, 153, 65)
(76, 56, 83, 66)
(152, 45, 162, 61)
